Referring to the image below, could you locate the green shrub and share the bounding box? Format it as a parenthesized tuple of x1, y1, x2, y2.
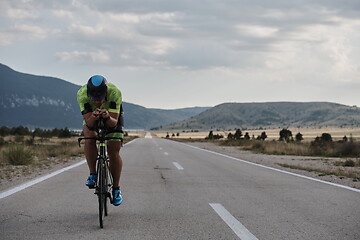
(15, 135, 24, 143)
(3, 145, 34, 165)
(252, 142, 265, 151)
(343, 159, 355, 167)
(339, 142, 360, 157)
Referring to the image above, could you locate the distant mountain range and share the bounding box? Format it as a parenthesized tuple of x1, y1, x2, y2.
(0, 63, 209, 129)
(2, 63, 359, 131)
(165, 102, 360, 130)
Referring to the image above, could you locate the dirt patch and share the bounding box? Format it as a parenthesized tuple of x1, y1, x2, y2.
(185, 141, 360, 190)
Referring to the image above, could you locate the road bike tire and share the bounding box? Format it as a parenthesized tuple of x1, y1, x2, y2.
(97, 158, 106, 228)
(104, 162, 108, 217)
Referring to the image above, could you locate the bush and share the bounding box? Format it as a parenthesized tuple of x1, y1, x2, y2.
(260, 131, 267, 141)
(339, 141, 360, 157)
(244, 132, 250, 140)
(58, 127, 72, 138)
(320, 133, 332, 142)
(234, 129, 242, 140)
(252, 142, 265, 151)
(205, 131, 223, 140)
(15, 135, 24, 143)
(3, 145, 34, 165)
(343, 159, 355, 167)
(295, 132, 303, 142)
(279, 129, 292, 142)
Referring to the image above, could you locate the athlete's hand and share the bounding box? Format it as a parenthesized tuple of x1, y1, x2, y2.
(95, 109, 110, 119)
(91, 109, 100, 119)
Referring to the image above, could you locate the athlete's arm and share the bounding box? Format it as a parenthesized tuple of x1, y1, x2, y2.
(96, 109, 119, 128)
(83, 111, 100, 129)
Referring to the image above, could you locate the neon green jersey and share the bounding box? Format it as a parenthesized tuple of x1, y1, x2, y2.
(77, 83, 122, 115)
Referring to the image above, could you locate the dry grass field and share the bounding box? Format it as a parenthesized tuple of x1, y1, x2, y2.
(0, 133, 141, 189)
(152, 127, 360, 141)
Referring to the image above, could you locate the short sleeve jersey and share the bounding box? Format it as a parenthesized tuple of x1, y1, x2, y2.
(77, 83, 122, 115)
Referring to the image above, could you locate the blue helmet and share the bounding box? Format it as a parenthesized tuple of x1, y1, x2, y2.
(87, 75, 108, 100)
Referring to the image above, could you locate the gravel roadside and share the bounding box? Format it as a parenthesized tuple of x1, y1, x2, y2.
(183, 141, 360, 190)
(0, 156, 84, 193)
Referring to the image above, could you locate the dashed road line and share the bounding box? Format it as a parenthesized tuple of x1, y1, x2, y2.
(173, 162, 184, 170)
(209, 203, 259, 240)
(145, 132, 152, 138)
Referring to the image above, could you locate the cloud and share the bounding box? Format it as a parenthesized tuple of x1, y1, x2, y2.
(236, 25, 279, 38)
(56, 50, 111, 64)
(0, 24, 54, 45)
(6, 8, 38, 19)
(1, 0, 360, 108)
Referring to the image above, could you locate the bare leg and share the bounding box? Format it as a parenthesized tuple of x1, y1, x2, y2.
(107, 141, 122, 188)
(83, 125, 97, 174)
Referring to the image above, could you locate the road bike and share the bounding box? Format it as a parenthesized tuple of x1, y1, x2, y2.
(78, 118, 123, 228)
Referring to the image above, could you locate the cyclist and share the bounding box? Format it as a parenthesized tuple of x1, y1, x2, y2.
(77, 75, 124, 206)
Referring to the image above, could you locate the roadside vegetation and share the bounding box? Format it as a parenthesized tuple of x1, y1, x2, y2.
(199, 129, 360, 183)
(203, 128, 360, 158)
(0, 126, 135, 183)
(165, 128, 360, 185)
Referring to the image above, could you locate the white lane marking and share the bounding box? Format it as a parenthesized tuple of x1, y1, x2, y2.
(159, 147, 163, 150)
(174, 141, 360, 193)
(210, 203, 259, 240)
(0, 139, 137, 200)
(173, 162, 184, 170)
(164, 152, 169, 156)
(145, 132, 152, 138)
(124, 138, 138, 146)
(0, 160, 86, 199)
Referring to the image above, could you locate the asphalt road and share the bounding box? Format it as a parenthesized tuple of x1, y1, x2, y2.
(1, 137, 359, 240)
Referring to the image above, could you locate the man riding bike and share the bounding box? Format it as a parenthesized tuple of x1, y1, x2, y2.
(77, 75, 124, 206)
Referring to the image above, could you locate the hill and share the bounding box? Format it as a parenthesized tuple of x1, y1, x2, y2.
(165, 102, 360, 130)
(0, 63, 209, 129)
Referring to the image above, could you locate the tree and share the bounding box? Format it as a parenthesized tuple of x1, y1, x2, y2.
(227, 133, 234, 140)
(207, 131, 214, 139)
(295, 132, 303, 142)
(12, 126, 31, 136)
(343, 135, 348, 142)
(234, 129, 242, 140)
(58, 128, 72, 138)
(279, 128, 292, 142)
(206, 131, 223, 140)
(0, 126, 10, 136)
(320, 133, 332, 142)
(244, 132, 250, 140)
(260, 131, 267, 141)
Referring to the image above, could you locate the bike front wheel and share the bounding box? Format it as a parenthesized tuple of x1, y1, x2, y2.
(97, 159, 106, 228)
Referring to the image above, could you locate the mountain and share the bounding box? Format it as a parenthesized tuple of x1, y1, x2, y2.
(0, 63, 209, 129)
(122, 103, 209, 130)
(165, 102, 360, 130)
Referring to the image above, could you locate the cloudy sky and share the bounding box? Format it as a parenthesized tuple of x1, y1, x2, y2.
(1, 0, 360, 109)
